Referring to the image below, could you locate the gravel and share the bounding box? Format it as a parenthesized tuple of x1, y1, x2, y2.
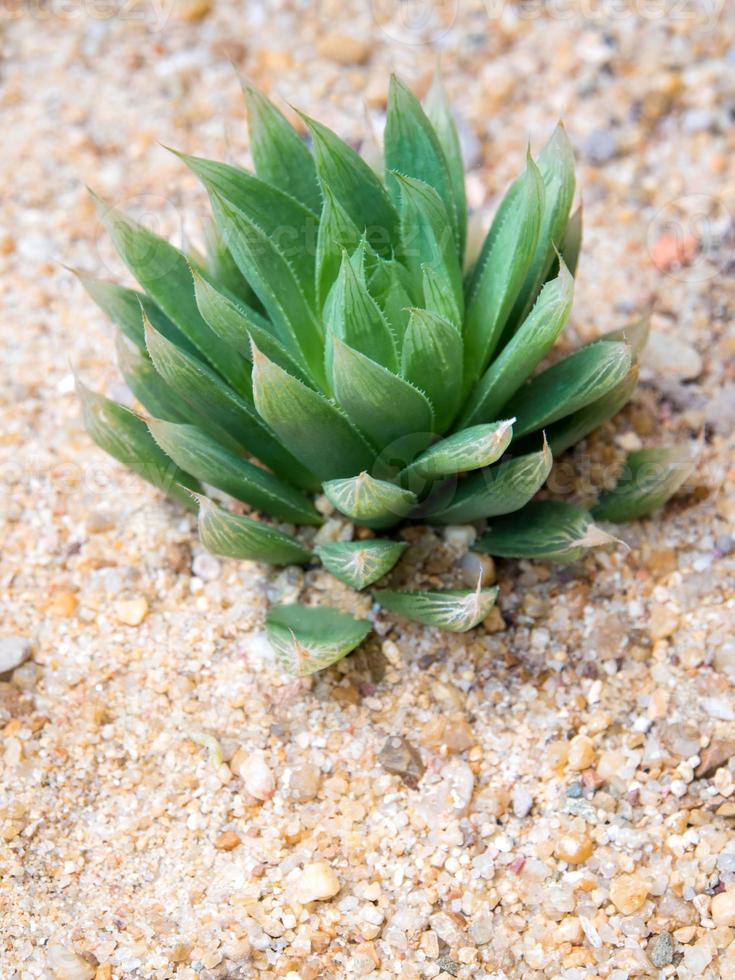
(2, 3, 735, 979)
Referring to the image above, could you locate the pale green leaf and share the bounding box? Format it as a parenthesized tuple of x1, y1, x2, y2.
(252, 346, 374, 480)
(476, 499, 619, 562)
(315, 539, 407, 590)
(594, 313, 650, 358)
(375, 583, 499, 632)
(266, 604, 372, 676)
(545, 365, 639, 456)
(116, 331, 188, 423)
(426, 442, 553, 524)
(592, 444, 697, 523)
(243, 83, 321, 213)
(322, 472, 417, 529)
(403, 420, 514, 482)
(506, 341, 632, 439)
(329, 336, 435, 454)
(324, 253, 398, 371)
(147, 419, 321, 525)
(401, 309, 463, 431)
(202, 217, 259, 307)
(316, 183, 363, 309)
(195, 493, 312, 565)
(77, 380, 199, 509)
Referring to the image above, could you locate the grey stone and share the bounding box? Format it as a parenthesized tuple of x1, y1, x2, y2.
(584, 128, 618, 165)
(649, 931, 674, 968)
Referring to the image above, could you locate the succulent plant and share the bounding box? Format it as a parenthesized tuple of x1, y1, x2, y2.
(76, 75, 694, 675)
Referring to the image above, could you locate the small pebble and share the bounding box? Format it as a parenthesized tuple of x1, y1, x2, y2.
(215, 830, 241, 851)
(379, 736, 425, 788)
(235, 749, 276, 801)
(114, 598, 148, 627)
(315, 32, 370, 65)
(584, 128, 617, 165)
(648, 603, 680, 641)
(512, 784, 533, 819)
(458, 551, 496, 587)
(287, 763, 322, 802)
(555, 833, 594, 865)
(567, 735, 596, 772)
(192, 553, 220, 581)
(649, 931, 674, 968)
(609, 873, 649, 915)
(566, 781, 584, 798)
(296, 861, 341, 903)
(45, 945, 95, 980)
(711, 888, 735, 927)
(0, 635, 32, 675)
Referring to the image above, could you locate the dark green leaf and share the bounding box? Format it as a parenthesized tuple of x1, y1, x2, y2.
(145, 317, 317, 489)
(176, 151, 318, 308)
(316, 184, 363, 309)
(560, 203, 582, 277)
(203, 217, 259, 307)
(460, 261, 574, 426)
(322, 472, 417, 529)
(463, 157, 544, 383)
(266, 604, 372, 676)
(94, 196, 245, 392)
(243, 83, 321, 213)
(592, 444, 697, 523)
(426, 442, 553, 524)
(147, 419, 321, 525)
(385, 75, 458, 248)
(325, 253, 398, 371)
(315, 539, 407, 590)
(330, 336, 435, 453)
(506, 341, 632, 438)
(476, 499, 618, 562)
(77, 380, 199, 509)
(401, 309, 463, 431)
(424, 71, 467, 259)
(252, 346, 374, 480)
(395, 173, 463, 324)
(195, 493, 312, 565)
(507, 124, 575, 330)
(375, 584, 499, 632)
(116, 331, 189, 423)
(302, 113, 400, 255)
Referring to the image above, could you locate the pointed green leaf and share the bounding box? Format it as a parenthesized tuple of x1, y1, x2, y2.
(176, 152, 318, 308)
(144, 318, 317, 489)
(421, 265, 461, 328)
(545, 364, 639, 456)
(560, 203, 583, 277)
(77, 381, 199, 509)
(506, 341, 632, 439)
(195, 494, 312, 565)
(314, 539, 407, 590)
(401, 309, 463, 431)
(302, 113, 400, 255)
(243, 84, 321, 213)
(424, 71, 467, 259)
(203, 217, 259, 307)
(385, 75, 458, 248)
(266, 604, 372, 676)
(192, 270, 309, 383)
(463, 157, 544, 383)
(426, 442, 553, 524)
(74, 271, 195, 355)
(508, 124, 576, 330)
(460, 261, 574, 426)
(209, 193, 325, 388)
(316, 184, 363, 309)
(252, 347, 374, 480)
(330, 336, 435, 453)
(595, 314, 650, 358)
(116, 331, 188, 423)
(476, 500, 619, 562)
(95, 197, 245, 392)
(147, 419, 321, 525)
(395, 174, 463, 324)
(592, 444, 697, 523)
(322, 472, 417, 529)
(375, 584, 499, 632)
(403, 420, 514, 481)
(325, 253, 398, 371)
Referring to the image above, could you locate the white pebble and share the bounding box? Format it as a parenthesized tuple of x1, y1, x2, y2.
(238, 750, 276, 801)
(295, 861, 341, 902)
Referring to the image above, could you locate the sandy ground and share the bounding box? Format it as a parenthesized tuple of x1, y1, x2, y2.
(2, 1, 735, 977)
